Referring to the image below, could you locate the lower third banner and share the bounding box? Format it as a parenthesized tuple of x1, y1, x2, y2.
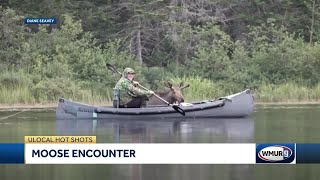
(2, 143, 320, 164)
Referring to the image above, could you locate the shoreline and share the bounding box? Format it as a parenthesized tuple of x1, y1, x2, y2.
(0, 101, 320, 110)
(256, 101, 320, 105)
(0, 102, 113, 110)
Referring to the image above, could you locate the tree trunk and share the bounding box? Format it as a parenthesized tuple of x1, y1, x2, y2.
(310, 0, 315, 43)
(136, 29, 143, 65)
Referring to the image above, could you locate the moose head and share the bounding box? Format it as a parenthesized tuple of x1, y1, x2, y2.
(163, 81, 190, 104)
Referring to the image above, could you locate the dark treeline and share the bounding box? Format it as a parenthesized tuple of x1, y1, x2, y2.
(0, 0, 320, 103)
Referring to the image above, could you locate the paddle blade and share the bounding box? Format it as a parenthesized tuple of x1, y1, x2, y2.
(106, 63, 121, 76)
(172, 105, 185, 116)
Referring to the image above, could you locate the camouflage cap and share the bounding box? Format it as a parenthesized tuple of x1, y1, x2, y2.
(122, 67, 135, 78)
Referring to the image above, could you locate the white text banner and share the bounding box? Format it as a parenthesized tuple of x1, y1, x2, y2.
(25, 143, 256, 164)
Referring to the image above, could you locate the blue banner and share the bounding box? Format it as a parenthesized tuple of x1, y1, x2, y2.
(24, 18, 57, 24)
(0, 144, 24, 164)
(296, 144, 320, 164)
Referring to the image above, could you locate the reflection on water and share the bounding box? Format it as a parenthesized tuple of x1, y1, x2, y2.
(56, 117, 254, 143)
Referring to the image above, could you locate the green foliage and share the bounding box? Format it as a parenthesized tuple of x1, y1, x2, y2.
(234, 0, 319, 42)
(191, 20, 320, 92)
(191, 23, 234, 81)
(1, 5, 320, 104)
(140, 66, 174, 90)
(247, 22, 320, 86)
(0, 6, 29, 68)
(0, 11, 133, 104)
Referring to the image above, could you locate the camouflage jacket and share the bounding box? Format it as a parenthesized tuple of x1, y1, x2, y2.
(114, 68, 153, 105)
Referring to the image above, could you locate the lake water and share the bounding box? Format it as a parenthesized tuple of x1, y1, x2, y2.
(0, 104, 320, 180)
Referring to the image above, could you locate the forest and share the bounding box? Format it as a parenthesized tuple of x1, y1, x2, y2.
(0, 0, 320, 104)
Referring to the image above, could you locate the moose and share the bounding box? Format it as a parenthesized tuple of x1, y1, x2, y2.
(147, 81, 190, 105)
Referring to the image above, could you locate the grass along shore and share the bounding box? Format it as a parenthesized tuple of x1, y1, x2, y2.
(1, 83, 320, 109)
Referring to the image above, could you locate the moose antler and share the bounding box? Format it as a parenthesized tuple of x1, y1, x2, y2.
(180, 84, 190, 90)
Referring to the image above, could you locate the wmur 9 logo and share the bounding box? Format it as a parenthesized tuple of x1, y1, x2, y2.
(256, 144, 295, 163)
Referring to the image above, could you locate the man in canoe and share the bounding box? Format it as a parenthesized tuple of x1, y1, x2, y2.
(114, 67, 154, 108)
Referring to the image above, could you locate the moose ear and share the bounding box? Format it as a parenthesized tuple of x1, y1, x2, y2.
(164, 81, 173, 88)
(164, 81, 169, 87)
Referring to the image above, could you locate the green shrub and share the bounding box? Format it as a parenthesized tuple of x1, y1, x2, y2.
(31, 78, 82, 102)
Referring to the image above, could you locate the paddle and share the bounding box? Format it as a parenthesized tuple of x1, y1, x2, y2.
(106, 63, 122, 76)
(106, 63, 186, 116)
